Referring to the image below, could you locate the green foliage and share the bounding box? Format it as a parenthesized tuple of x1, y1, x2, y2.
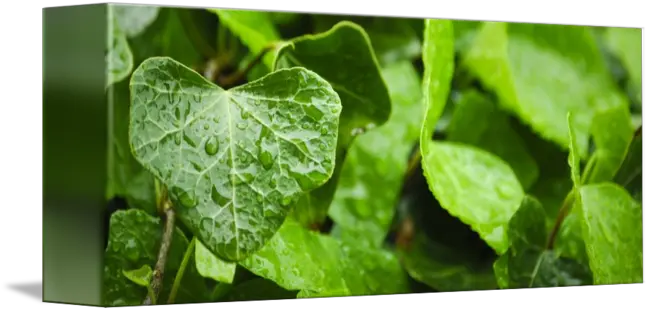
(102, 5, 643, 305)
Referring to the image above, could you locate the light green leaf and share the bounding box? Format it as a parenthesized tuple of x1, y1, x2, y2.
(208, 8, 281, 68)
(112, 4, 160, 38)
(328, 61, 424, 246)
(603, 27, 642, 102)
(274, 21, 392, 228)
(463, 22, 628, 159)
(453, 20, 482, 54)
(195, 240, 236, 284)
(447, 90, 539, 189)
(107, 8, 133, 88)
(122, 265, 153, 287)
(313, 15, 422, 67)
(613, 128, 642, 200)
(103, 209, 210, 306)
(582, 105, 634, 184)
(577, 183, 643, 284)
(128, 57, 342, 261)
(494, 196, 592, 288)
(240, 218, 409, 297)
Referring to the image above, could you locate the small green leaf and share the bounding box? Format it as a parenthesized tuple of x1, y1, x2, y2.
(577, 183, 643, 285)
(328, 61, 424, 246)
(122, 265, 153, 287)
(463, 22, 629, 159)
(112, 4, 160, 38)
(240, 218, 409, 297)
(208, 9, 281, 68)
(107, 8, 133, 88)
(129, 57, 342, 261)
(447, 90, 539, 189)
(603, 27, 642, 103)
(582, 105, 634, 184)
(495, 196, 592, 288)
(274, 21, 392, 228)
(103, 209, 210, 306)
(313, 16, 422, 67)
(195, 240, 236, 284)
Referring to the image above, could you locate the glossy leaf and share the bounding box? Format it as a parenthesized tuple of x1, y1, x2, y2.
(313, 16, 422, 67)
(274, 21, 391, 228)
(240, 218, 409, 297)
(577, 183, 643, 284)
(463, 22, 628, 159)
(112, 4, 160, 38)
(195, 240, 237, 284)
(122, 265, 153, 287)
(208, 9, 281, 68)
(447, 90, 539, 189)
(603, 27, 642, 102)
(582, 105, 634, 184)
(103, 209, 210, 306)
(129, 57, 341, 261)
(495, 196, 592, 288)
(107, 9, 133, 88)
(328, 61, 424, 246)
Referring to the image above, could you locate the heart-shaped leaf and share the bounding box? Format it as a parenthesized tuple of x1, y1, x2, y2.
(122, 265, 153, 287)
(129, 57, 342, 261)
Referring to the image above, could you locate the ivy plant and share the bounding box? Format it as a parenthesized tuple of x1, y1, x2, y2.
(103, 4, 643, 306)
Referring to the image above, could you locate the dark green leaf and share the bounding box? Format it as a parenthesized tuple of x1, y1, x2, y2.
(274, 21, 392, 228)
(240, 218, 409, 297)
(313, 15, 422, 67)
(328, 61, 424, 246)
(195, 240, 236, 284)
(122, 265, 153, 287)
(463, 22, 629, 159)
(447, 90, 539, 189)
(495, 196, 592, 288)
(577, 183, 643, 284)
(112, 4, 160, 38)
(103, 209, 210, 306)
(129, 57, 342, 261)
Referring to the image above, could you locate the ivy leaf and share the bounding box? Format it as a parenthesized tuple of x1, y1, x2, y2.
(240, 218, 409, 297)
(463, 22, 628, 159)
(447, 90, 539, 189)
(103, 209, 210, 306)
(128, 57, 341, 261)
(582, 105, 634, 184)
(577, 183, 643, 284)
(208, 8, 281, 68)
(273, 21, 391, 228)
(328, 61, 424, 246)
(494, 196, 592, 288)
(195, 240, 237, 284)
(107, 8, 133, 88)
(313, 16, 422, 67)
(112, 4, 160, 38)
(122, 265, 153, 287)
(613, 128, 642, 200)
(603, 27, 642, 103)
(419, 19, 525, 254)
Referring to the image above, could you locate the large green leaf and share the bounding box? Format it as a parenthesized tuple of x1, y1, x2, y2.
(577, 183, 643, 284)
(107, 8, 133, 88)
(240, 218, 409, 297)
(328, 61, 424, 246)
(419, 19, 525, 255)
(128, 57, 342, 261)
(195, 240, 236, 284)
(112, 4, 160, 38)
(603, 27, 642, 103)
(208, 8, 281, 68)
(494, 196, 592, 288)
(446, 90, 539, 189)
(582, 105, 634, 184)
(313, 16, 422, 67)
(463, 22, 628, 159)
(613, 128, 642, 200)
(103, 209, 210, 306)
(273, 21, 391, 228)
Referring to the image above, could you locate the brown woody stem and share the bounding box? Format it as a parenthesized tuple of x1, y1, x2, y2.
(546, 190, 574, 250)
(143, 201, 175, 305)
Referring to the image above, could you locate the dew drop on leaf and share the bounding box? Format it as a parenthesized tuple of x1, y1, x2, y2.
(203, 123, 210, 130)
(280, 195, 293, 206)
(174, 134, 181, 145)
(241, 111, 250, 120)
(259, 150, 274, 170)
(174, 107, 181, 120)
(205, 137, 219, 156)
(237, 122, 248, 130)
(211, 185, 230, 206)
(269, 178, 277, 189)
(173, 187, 198, 208)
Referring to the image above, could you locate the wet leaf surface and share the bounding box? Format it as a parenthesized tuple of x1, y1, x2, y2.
(129, 57, 341, 261)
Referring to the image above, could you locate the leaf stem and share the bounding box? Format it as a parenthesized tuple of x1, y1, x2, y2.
(143, 200, 175, 305)
(218, 43, 277, 88)
(546, 190, 574, 250)
(146, 286, 157, 305)
(167, 237, 196, 304)
(404, 147, 422, 181)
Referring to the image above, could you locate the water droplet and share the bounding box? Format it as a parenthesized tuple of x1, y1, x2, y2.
(174, 107, 181, 120)
(256, 194, 263, 203)
(174, 134, 181, 145)
(183, 132, 198, 147)
(241, 111, 250, 120)
(321, 127, 329, 134)
(259, 150, 274, 170)
(269, 178, 277, 189)
(318, 143, 326, 150)
(303, 122, 311, 129)
(205, 137, 219, 156)
(173, 187, 198, 208)
(190, 160, 204, 172)
(280, 195, 293, 206)
(211, 185, 230, 205)
(236, 122, 248, 130)
(203, 123, 210, 130)
(351, 127, 365, 136)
